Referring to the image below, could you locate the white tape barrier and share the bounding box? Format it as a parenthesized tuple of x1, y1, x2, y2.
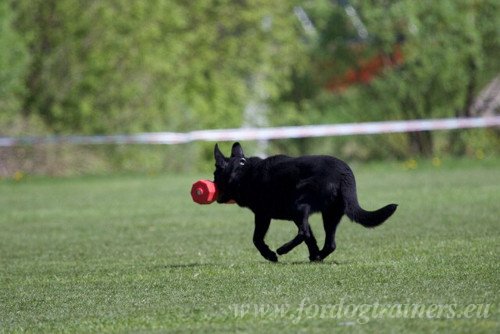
(0, 116, 499, 147)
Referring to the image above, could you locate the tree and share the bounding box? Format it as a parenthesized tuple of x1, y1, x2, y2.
(12, 0, 305, 135)
(0, 1, 28, 127)
(277, 0, 500, 158)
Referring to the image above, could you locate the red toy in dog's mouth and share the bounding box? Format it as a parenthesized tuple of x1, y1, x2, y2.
(191, 180, 234, 204)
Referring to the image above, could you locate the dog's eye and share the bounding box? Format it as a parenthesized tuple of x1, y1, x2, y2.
(239, 158, 246, 166)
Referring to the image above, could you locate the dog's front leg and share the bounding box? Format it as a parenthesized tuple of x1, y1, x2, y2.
(253, 214, 278, 262)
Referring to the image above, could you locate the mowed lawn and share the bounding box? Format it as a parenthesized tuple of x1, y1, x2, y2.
(0, 159, 498, 333)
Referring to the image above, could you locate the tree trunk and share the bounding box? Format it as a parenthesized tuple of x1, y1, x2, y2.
(409, 131, 433, 157)
(449, 58, 478, 155)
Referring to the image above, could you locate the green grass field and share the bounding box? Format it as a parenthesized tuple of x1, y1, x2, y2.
(1, 158, 499, 333)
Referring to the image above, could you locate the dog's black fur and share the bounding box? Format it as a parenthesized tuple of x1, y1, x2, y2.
(213, 142, 397, 262)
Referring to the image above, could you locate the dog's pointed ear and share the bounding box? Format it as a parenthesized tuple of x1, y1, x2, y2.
(231, 142, 244, 158)
(214, 143, 226, 167)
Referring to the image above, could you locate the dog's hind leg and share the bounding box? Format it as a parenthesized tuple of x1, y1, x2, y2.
(319, 207, 344, 260)
(253, 214, 278, 262)
(276, 229, 304, 256)
(276, 223, 320, 261)
(276, 204, 321, 261)
(304, 224, 321, 262)
(296, 204, 321, 262)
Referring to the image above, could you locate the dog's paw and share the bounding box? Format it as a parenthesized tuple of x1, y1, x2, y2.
(265, 252, 278, 263)
(276, 246, 288, 255)
(309, 254, 323, 262)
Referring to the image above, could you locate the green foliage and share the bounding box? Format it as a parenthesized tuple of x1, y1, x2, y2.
(0, 1, 28, 123)
(1, 1, 499, 174)
(360, 0, 493, 118)
(276, 0, 500, 158)
(12, 0, 305, 134)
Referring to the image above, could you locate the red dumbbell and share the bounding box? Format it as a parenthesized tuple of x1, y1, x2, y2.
(191, 180, 218, 204)
(191, 180, 235, 204)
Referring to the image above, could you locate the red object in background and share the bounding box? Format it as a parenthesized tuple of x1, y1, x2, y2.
(325, 44, 404, 92)
(190, 180, 236, 205)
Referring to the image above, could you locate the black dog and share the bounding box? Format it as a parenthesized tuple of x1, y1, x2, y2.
(213, 142, 397, 262)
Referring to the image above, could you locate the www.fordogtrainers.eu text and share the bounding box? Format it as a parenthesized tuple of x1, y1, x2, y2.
(229, 298, 492, 324)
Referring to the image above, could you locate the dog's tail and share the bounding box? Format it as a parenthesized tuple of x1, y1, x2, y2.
(340, 170, 397, 228)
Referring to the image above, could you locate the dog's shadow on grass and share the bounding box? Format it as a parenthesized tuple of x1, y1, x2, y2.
(157, 259, 344, 270)
(281, 260, 343, 266)
(157, 263, 217, 270)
